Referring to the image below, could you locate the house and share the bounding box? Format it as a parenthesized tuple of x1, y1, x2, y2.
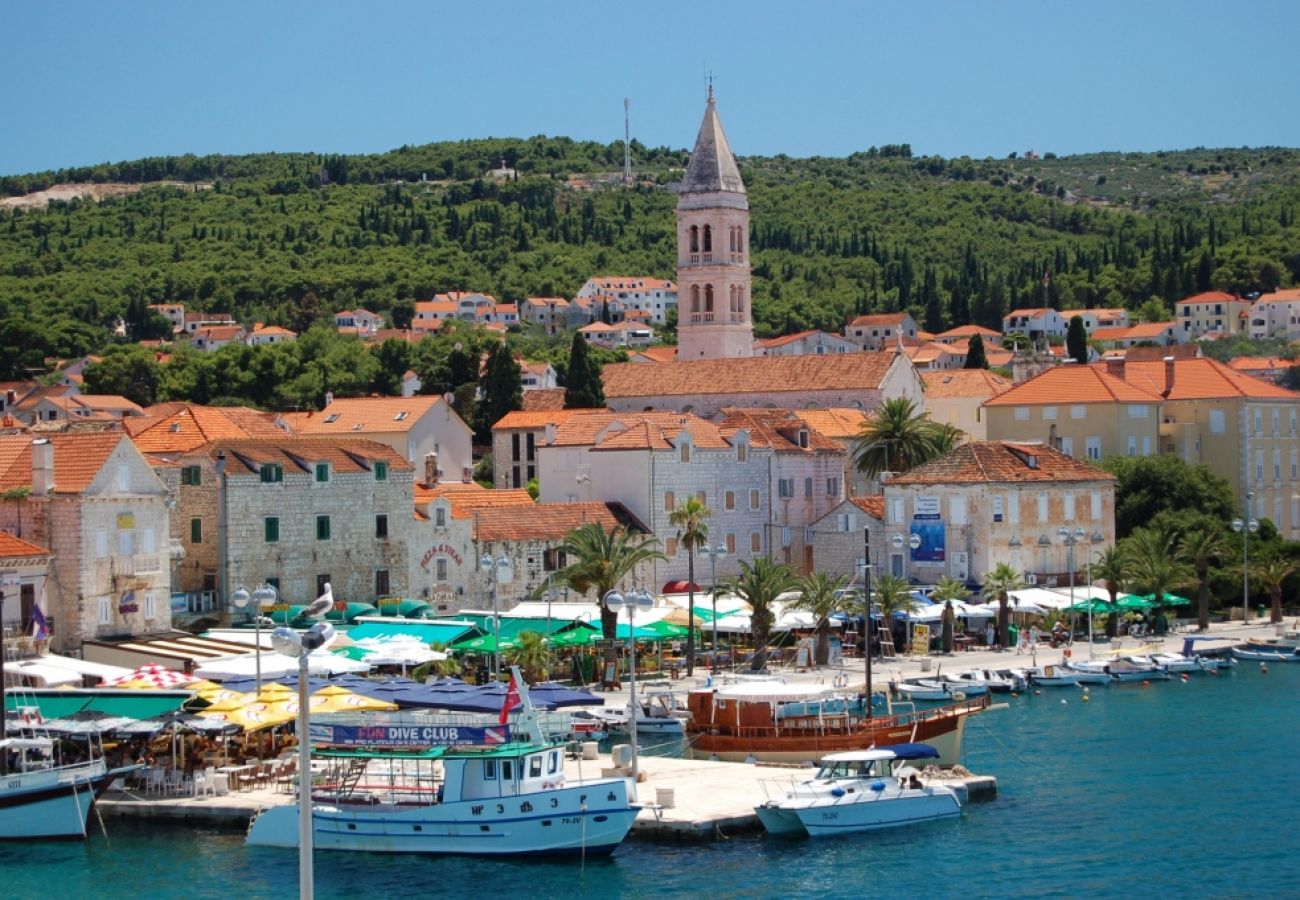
(189, 325, 245, 352)
(1227, 356, 1293, 383)
(933, 325, 1002, 347)
(807, 496, 884, 586)
(1175, 292, 1250, 339)
(0, 433, 172, 653)
(1072, 308, 1130, 332)
(125, 403, 291, 455)
(244, 323, 298, 346)
(182, 311, 237, 334)
(148, 303, 187, 334)
(287, 394, 473, 478)
(1248, 289, 1300, 340)
(334, 309, 384, 336)
(0, 530, 54, 650)
(921, 369, 1011, 442)
(168, 438, 413, 608)
(754, 330, 859, 357)
(521, 297, 575, 334)
(905, 341, 967, 371)
(600, 351, 923, 419)
(522, 389, 566, 411)
(1002, 308, 1069, 341)
(865, 441, 1115, 588)
(412, 300, 458, 332)
(0, 382, 39, 417)
(1089, 322, 1183, 350)
(791, 408, 872, 498)
(491, 408, 595, 490)
(520, 361, 558, 391)
(844, 312, 919, 350)
(12, 392, 144, 427)
(579, 320, 656, 349)
(575, 277, 678, 326)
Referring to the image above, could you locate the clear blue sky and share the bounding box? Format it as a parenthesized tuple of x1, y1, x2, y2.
(3, 0, 1297, 176)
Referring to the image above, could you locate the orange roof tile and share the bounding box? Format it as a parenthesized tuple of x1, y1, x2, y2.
(922, 369, 1012, 399)
(1175, 291, 1241, 306)
(850, 496, 884, 519)
(1122, 358, 1300, 401)
(755, 329, 819, 348)
(521, 389, 567, 412)
(473, 501, 645, 541)
(792, 408, 869, 440)
(129, 404, 288, 453)
(1255, 289, 1300, 303)
(888, 441, 1114, 485)
(417, 483, 535, 519)
(552, 411, 731, 449)
(847, 312, 910, 328)
(718, 408, 841, 453)
(1005, 308, 1054, 319)
(493, 408, 598, 431)
(602, 352, 900, 399)
(935, 324, 1000, 340)
(0, 433, 127, 494)
(631, 347, 678, 363)
(200, 438, 411, 476)
(294, 396, 453, 435)
(0, 530, 51, 558)
(1227, 356, 1291, 372)
(984, 364, 1161, 406)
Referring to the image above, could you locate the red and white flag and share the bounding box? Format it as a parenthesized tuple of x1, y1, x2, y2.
(499, 674, 521, 724)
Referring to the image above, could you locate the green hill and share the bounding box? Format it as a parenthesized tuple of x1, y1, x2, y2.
(2, 138, 1298, 387)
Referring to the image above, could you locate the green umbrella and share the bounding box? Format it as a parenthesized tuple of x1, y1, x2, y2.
(1116, 595, 1156, 611)
(1065, 598, 1112, 614)
(547, 628, 598, 648)
(450, 633, 519, 653)
(1135, 593, 1191, 607)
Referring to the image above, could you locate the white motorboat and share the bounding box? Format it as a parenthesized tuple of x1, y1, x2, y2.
(892, 678, 988, 701)
(1143, 653, 1201, 673)
(950, 669, 1025, 693)
(755, 743, 961, 837)
(1233, 646, 1300, 662)
(1106, 658, 1171, 682)
(586, 688, 689, 736)
(1030, 665, 1081, 687)
(1062, 660, 1115, 685)
(0, 736, 121, 841)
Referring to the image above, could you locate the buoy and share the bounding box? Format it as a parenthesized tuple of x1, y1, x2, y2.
(1060, 699, 1067, 705)
(1142, 679, 1150, 686)
(1260, 663, 1269, 675)
(1180, 673, 1189, 682)
(1082, 693, 1090, 703)
(1034, 689, 1042, 696)
(1209, 669, 1218, 676)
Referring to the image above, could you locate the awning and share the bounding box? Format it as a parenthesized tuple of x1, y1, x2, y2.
(9, 662, 82, 687)
(348, 619, 476, 645)
(4, 690, 191, 721)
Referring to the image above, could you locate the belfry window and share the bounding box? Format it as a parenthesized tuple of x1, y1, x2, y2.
(704, 284, 714, 312)
(702, 225, 712, 252)
(689, 225, 699, 253)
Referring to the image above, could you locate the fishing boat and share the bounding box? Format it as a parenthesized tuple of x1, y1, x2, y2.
(950, 669, 1026, 693)
(587, 687, 690, 736)
(1062, 660, 1115, 684)
(892, 678, 989, 701)
(1030, 665, 1082, 687)
(1233, 645, 1300, 662)
(755, 743, 961, 837)
(246, 673, 640, 857)
(1106, 658, 1171, 681)
(683, 682, 990, 766)
(1140, 653, 1200, 673)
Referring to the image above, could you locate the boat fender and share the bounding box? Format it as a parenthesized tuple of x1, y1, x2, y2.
(830, 787, 846, 798)
(1062, 648, 1071, 659)
(870, 781, 886, 793)
(833, 673, 848, 689)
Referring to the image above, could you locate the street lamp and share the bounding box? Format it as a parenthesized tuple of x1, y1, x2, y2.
(698, 544, 727, 674)
(1231, 502, 1259, 625)
(604, 587, 653, 785)
(232, 582, 278, 691)
(479, 553, 514, 677)
(1057, 526, 1087, 654)
(269, 609, 336, 900)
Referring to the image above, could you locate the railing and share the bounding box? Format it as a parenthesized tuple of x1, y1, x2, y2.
(111, 554, 162, 576)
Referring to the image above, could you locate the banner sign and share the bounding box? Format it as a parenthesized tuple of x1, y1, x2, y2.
(309, 723, 510, 748)
(910, 495, 945, 563)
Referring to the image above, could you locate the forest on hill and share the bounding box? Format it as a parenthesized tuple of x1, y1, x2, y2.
(1, 136, 1298, 396)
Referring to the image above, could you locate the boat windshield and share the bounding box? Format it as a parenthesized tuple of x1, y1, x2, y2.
(816, 759, 879, 780)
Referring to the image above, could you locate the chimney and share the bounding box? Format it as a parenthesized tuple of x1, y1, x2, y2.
(4, 389, 15, 408)
(424, 451, 438, 486)
(324, 391, 334, 408)
(31, 438, 53, 497)
(544, 423, 556, 445)
(1162, 356, 1175, 398)
(1105, 358, 1125, 380)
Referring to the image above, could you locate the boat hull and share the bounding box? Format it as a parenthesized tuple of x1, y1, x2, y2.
(0, 762, 111, 841)
(754, 802, 807, 836)
(246, 780, 638, 856)
(794, 788, 961, 837)
(1233, 648, 1300, 662)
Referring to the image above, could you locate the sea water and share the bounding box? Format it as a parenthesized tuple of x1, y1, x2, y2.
(2, 663, 1296, 899)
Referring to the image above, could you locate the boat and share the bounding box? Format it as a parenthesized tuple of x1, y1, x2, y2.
(1030, 665, 1082, 687)
(1175, 637, 1238, 670)
(1059, 660, 1113, 684)
(1142, 653, 1201, 673)
(1233, 645, 1300, 662)
(1106, 658, 1171, 682)
(246, 672, 640, 857)
(584, 688, 690, 736)
(892, 678, 989, 701)
(683, 682, 991, 766)
(950, 669, 1026, 693)
(755, 743, 961, 837)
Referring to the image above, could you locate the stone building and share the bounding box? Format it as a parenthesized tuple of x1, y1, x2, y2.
(0, 530, 54, 643)
(921, 369, 1011, 442)
(0, 433, 172, 653)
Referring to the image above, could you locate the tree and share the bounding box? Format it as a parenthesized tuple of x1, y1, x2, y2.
(1066, 315, 1089, 364)
(550, 522, 665, 641)
(506, 630, 555, 683)
(1250, 550, 1298, 624)
(564, 332, 605, 408)
(871, 574, 918, 620)
(1101, 455, 1235, 539)
(1179, 521, 1231, 631)
(720, 557, 798, 671)
(389, 299, 415, 331)
(668, 496, 711, 676)
(982, 563, 1024, 649)
(851, 397, 953, 479)
(1123, 524, 1194, 611)
(474, 343, 522, 443)
(789, 572, 855, 665)
(931, 576, 970, 653)
(83, 345, 162, 407)
(1092, 545, 1130, 638)
(369, 337, 414, 397)
(964, 334, 988, 369)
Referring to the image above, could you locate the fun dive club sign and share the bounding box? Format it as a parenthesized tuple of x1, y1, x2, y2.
(309, 722, 510, 747)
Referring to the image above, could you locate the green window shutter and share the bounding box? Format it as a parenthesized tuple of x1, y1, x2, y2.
(316, 515, 331, 540)
(264, 517, 280, 543)
(374, 461, 388, 481)
(190, 517, 202, 544)
(315, 463, 329, 483)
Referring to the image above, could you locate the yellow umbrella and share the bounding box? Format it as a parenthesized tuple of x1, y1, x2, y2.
(310, 687, 398, 714)
(194, 686, 255, 706)
(255, 683, 294, 703)
(660, 607, 705, 627)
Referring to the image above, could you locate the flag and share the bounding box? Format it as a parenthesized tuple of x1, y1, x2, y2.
(499, 674, 521, 724)
(31, 604, 49, 641)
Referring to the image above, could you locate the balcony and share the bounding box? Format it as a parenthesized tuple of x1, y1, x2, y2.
(110, 554, 163, 578)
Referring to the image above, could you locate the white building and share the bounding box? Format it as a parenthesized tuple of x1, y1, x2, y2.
(575, 278, 678, 326)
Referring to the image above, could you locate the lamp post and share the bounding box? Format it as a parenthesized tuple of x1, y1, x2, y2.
(269, 612, 336, 900)
(479, 553, 514, 677)
(604, 587, 653, 784)
(232, 582, 278, 692)
(1057, 526, 1086, 654)
(1231, 499, 1259, 625)
(863, 526, 873, 719)
(699, 544, 727, 674)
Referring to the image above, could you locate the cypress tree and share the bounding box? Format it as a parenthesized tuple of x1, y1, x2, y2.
(474, 343, 522, 443)
(964, 334, 988, 369)
(564, 331, 605, 409)
(1066, 315, 1089, 365)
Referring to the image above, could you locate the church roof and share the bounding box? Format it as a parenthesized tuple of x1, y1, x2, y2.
(680, 89, 746, 195)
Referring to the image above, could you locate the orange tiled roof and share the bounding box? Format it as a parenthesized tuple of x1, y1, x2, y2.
(935, 324, 1000, 340)
(1092, 323, 1173, 342)
(922, 369, 1012, 398)
(1005, 308, 1054, 319)
(1122, 358, 1300, 401)
(553, 411, 730, 450)
(1175, 291, 1241, 306)
(192, 325, 243, 341)
(200, 438, 411, 476)
(294, 396, 452, 435)
(602, 352, 900, 399)
(718, 408, 842, 453)
(755, 329, 819, 348)
(0, 432, 127, 493)
(632, 347, 678, 363)
(1255, 289, 1300, 303)
(792, 408, 869, 440)
(0, 530, 51, 558)
(850, 496, 885, 519)
(847, 312, 910, 328)
(583, 277, 675, 292)
(888, 441, 1114, 485)
(129, 404, 289, 453)
(494, 408, 595, 430)
(417, 483, 535, 519)
(593, 421, 676, 451)
(985, 364, 1161, 406)
(525, 297, 569, 308)
(521, 389, 567, 412)
(414, 301, 458, 315)
(1227, 356, 1291, 372)
(473, 501, 644, 541)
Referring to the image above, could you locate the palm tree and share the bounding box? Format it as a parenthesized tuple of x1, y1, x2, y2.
(1250, 550, 1298, 625)
(1123, 525, 1195, 613)
(789, 572, 855, 665)
(871, 574, 918, 654)
(506, 631, 554, 683)
(931, 576, 970, 653)
(550, 522, 666, 641)
(409, 643, 460, 682)
(1092, 545, 1130, 638)
(720, 557, 798, 671)
(668, 495, 711, 677)
(1179, 524, 1230, 631)
(982, 563, 1024, 649)
(851, 397, 957, 479)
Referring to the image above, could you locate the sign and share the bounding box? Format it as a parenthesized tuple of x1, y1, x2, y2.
(116, 512, 136, 530)
(419, 543, 463, 571)
(912, 624, 931, 655)
(118, 589, 139, 614)
(912, 496, 941, 520)
(309, 723, 511, 748)
(378, 597, 403, 608)
(909, 522, 945, 564)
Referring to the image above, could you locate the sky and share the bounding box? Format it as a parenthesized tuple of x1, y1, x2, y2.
(3, 0, 1298, 176)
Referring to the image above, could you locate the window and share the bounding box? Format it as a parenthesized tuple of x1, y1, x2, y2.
(316, 515, 331, 540)
(1043, 406, 1058, 420)
(750, 489, 760, 510)
(778, 478, 794, 498)
(1272, 409, 1281, 434)
(1127, 436, 1137, 456)
(375, 514, 389, 540)
(317, 574, 330, 597)
(781, 526, 791, 547)
(951, 496, 968, 525)
(1070, 405, 1087, 420)
(190, 517, 202, 544)
(315, 463, 330, 483)
(1037, 493, 1049, 522)
(826, 477, 839, 496)
(664, 491, 675, 512)
(434, 506, 447, 527)
(1273, 450, 1281, 481)
(144, 593, 157, 621)
(1091, 491, 1102, 520)
(1014, 407, 1030, 421)
(181, 465, 201, 485)
(95, 529, 108, 559)
(1141, 436, 1151, 456)
(804, 477, 813, 498)
(737, 443, 748, 463)
(680, 443, 690, 463)
(1209, 410, 1226, 434)
(726, 533, 736, 554)
(889, 497, 905, 524)
(1290, 410, 1297, 435)
(1292, 451, 1298, 480)
(1008, 494, 1020, 524)
(374, 461, 388, 481)
(993, 495, 1004, 523)
(543, 549, 567, 571)
(1059, 437, 1074, 457)
(1254, 409, 1262, 433)
(434, 557, 448, 581)
(119, 529, 134, 557)
(116, 464, 131, 492)
(666, 537, 678, 556)
(837, 513, 855, 532)
(375, 570, 390, 596)
(98, 597, 111, 626)
(725, 490, 735, 510)
(260, 463, 283, 483)
(1128, 405, 1149, 419)
(1085, 437, 1102, 461)
(1255, 451, 1264, 483)
(1063, 493, 1075, 520)
(751, 532, 762, 553)
(264, 517, 280, 543)
(696, 491, 707, 506)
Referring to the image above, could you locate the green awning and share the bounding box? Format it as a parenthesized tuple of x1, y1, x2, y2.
(450, 633, 517, 653)
(1115, 596, 1156, 611)
(5, 693, 91, 719)
(615, 622, 669, 641)
(5, 691, 189, 721)
(349, 621, 474, 645)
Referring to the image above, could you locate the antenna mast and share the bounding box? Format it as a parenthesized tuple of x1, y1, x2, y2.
(623, 97, 632, 186)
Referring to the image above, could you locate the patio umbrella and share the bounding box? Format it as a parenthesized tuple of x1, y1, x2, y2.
(107, 663, 198, 689)
(1065, 598, 1113, 614)
(1134, 593, 1191, 607)
(308, 685, 398, 714)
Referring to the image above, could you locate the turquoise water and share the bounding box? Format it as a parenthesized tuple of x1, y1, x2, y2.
(2, 664, 1297, 899)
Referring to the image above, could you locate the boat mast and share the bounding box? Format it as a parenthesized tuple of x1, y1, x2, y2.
(510, 665, 545, 744)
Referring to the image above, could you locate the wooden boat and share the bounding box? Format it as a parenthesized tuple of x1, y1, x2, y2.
(684, 683, 990, 766)
(0, 736, 122, 841)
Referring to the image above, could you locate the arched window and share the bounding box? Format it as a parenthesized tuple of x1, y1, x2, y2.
(702, 225, 712, 252)
(729, 285, 738, 313)
(689, 225, 699, 253)
(704, 284, 714, 313)
(729, 227, 737, 253)
(690, 285, 700, 313)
